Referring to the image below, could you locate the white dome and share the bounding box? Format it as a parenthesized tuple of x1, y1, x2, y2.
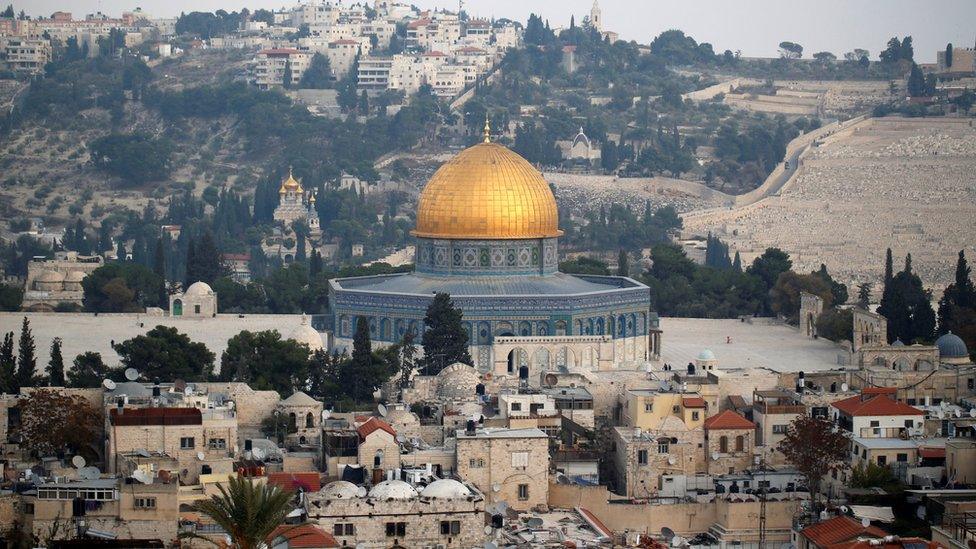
(436, 362, 480, 400)
(288, 319, 324, 352)
(368, 480, 418, 500)
(697, 349, 716, 361)
(421, 479, 470, 499)
(184, 281, 213, 297)
(319, 480, 360, 500)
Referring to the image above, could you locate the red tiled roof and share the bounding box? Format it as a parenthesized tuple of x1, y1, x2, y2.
(267, 472, 321, 493)
(457, 46, 486, 53)
(407, 18, 430, 29)
(423, 51, 448, 57)
(801, 515, 887, 547)
(576, 507, 612, 539)
(919, 447, 946, 459)
(831, 394, 923, 417)
(682, 397, 707, 409)
(330, 39, 359, 45)
(703, 409, 755, 430)
(826, 537, 939, 549)
(357, 417, 396, 441)
(268, 523, 339, 548)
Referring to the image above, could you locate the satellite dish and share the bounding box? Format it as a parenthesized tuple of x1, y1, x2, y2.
(526, 517, 544, 528)
(252, 447, 266, 460)
(131, 469, 152, 484)
(378, 404, 388, 417)
(668, 456, 677, 466)
(841, 383, 849, 392)
(395, 434, 406, 444)
(711, 452, 720, 461)
(661, 527, 676, 541)
(322, 409, 332, 420)
(491, 483, 501, 493)
(955, 409, 963, 418)
(72, 455, 86, 468)
(124, 368, 139, 381)
(937, 410, 945, 419)
(226, 401, 235, 410)
(356, 486, 368, 497)
(671, 536, 684, 547)
(484, 526, 494, 535)
(184, 386, 193, 396)
(197, 452, 206, 461)
(79, 466, 100, 480)
(942, 401, 950, 409)
(103, 379, 116, 390)
(861, 518, 871, 528)
(544, 374, 558, 387)
(840, 505, 849, 513)
(372, 389, 382, 400)
(970, 408, 976, 418)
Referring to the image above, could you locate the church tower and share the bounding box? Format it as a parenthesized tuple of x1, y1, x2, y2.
(590, 0, 602, 32)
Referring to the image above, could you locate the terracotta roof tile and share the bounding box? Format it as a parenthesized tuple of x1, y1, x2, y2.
(266, 472, 321, 493)
(801, 515, 887, 547)
(826, 537, 939, 549)
(268, 523, 339, 548)
(831, 394, 923, 417)
(682, 397, 707, 409)
(703, 409, 755, 430)
(357, 417, 396, 441)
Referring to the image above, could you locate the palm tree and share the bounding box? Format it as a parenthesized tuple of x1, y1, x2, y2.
(190, 475, 294, 549)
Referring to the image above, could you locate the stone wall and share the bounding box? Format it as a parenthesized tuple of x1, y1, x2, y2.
(705, 427, 755, 476)
(456, 432, 549, 511)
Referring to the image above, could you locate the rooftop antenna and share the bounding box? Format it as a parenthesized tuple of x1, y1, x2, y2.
(483, 113, 491, 143)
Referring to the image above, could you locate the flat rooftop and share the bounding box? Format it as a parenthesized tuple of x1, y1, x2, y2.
(659, 318, 848, 373)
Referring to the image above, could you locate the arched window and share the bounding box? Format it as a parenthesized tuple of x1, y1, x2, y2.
(288, 412, 297, 431)
(306, 412, 314, 428)
(719, 436, 728, 453)
(374, 449, 384, 468)
(735, 435, 745, 452)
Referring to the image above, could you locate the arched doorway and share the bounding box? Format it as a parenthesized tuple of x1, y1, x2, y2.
(172, 299, 183, 316)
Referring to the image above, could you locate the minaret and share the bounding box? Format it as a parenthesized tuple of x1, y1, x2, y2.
(590, 0, 602, 32)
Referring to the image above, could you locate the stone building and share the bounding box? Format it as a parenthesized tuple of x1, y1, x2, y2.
(107, 406, 237, 485)
(21, 252, 103, 311)
(286, 315, 325, 353)
(830, 388, 924, 438)
(274, 168, 321, 233)
(752, 389, 806, 449)
(278, 390, 323, 449)
(799, 291, 825, 338)
(704, 410, 756, 476)
(356, 417, 401, 472)
(455, 426, 549, 511)
(169, 281, 217, 318)
(307, 477, 486, 548)
(254, 48, 312, 89)
(31, 476, 178, 543)
(613, 419, 705, 498)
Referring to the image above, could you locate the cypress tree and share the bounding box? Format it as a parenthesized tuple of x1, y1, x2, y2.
(421, 293, 472, 374)
(617, 249, 629, 276)
(154, 236, 168, 307)
(0, 331, 14, 393)
(47, 337, 65, 386)
(732, 251, 742, 272)
(16, 316, 36, 390)
(884, 248, 894, 286)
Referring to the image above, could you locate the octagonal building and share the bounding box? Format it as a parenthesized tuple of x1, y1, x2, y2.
(329, 137, 658, 376)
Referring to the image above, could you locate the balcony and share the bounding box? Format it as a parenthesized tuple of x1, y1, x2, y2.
(754, 402, 807, 415)
(858, 427, 906, 438)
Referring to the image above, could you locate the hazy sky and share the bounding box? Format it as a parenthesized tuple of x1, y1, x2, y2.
(24, 0, 976, 63)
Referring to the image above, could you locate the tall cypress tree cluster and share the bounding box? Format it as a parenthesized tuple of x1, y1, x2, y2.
(877, 249, 935, 344)
(937, 251, 976, 354)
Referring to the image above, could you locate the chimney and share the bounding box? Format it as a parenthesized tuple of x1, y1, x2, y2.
(465, 419, 476, 436)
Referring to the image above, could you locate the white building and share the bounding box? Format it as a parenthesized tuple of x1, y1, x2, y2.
(1, 37, 52, 73)
(831, 388, 925, 439)
(254, 47, 312, 89)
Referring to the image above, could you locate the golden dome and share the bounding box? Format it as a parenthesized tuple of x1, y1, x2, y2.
(279, 167, 303, 195)
(412, 142, 562, 240)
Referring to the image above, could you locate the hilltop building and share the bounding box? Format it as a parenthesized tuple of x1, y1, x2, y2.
(21, 252, 103, 311)
(328, 127, 657, 374)
(274, 168, 321, 233)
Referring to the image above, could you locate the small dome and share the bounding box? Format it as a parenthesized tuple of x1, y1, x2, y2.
(436, 362, 480, 400)
(892, 339, 905, 347)
(37, 270, 65, 282)
(319, 480, 360, 500)
(368, 480, 417, 500)
(697, 349, 716, 361)
(421, 479, 470, 499)
(64, 271, 87, 283)
(288, 316, 323, 352)
(937, 332, 969, 359)
(184, 281, 213, 297)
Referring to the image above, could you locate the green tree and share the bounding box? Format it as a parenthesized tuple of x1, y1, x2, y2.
(220, 330, 311, 395)
(616, 249, 629, 276)
(777, 415, 850, 514)
(945, 43, 953, 68)
(298, 52, 333, 88)
(778, 41, 803, 59)
(13, 389, 101, 459)
(282, 58, 293, 89)
(421, 293, 472, 374)
(879, 255, 936, 344)
(747, 248, 793, 313)
(857, 282, 872, 309)
(16, 316, 36, 390)
(113, 326, 215, 381)
(88, 133, 174, 186)
(812, 264, 848, 306)
(0, 283, 23, 311)
(937, 250, 976, 354)
(153, 236, 168, 307)
(185, 231, 225, 287)
(0, 332, 15, 394)
(68, 352, 109, 388)
(189, 475, 294, 549)
(850, 462, 904, 493)
(907, 63, 928, 97)
(82, 262, 164, 312)
(338, 316, 390, 402)
(559, 257, 611, 275)
(47, 338, 65, 386)
(815, 308, 854, 343)
(1, 5, 13, 18)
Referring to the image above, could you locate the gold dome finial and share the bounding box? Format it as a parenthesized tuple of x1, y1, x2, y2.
(483, 113, 491, 143)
